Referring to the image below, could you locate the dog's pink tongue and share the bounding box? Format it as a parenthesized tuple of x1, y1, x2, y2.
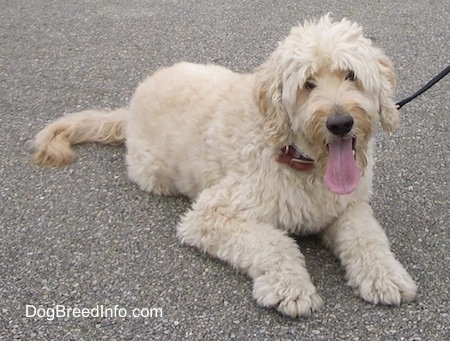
(324, 138, 360, 195)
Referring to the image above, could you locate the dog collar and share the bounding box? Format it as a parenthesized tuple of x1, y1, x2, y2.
(276, 145, 315, 171)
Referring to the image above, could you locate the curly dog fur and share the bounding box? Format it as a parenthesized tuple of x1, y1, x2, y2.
(33, 16, 417, 317)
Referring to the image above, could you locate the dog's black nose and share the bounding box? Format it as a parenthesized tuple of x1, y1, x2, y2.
(326, 114, 354, 136)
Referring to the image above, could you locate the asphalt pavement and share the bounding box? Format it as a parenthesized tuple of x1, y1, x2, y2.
(1, 1, 449, 340)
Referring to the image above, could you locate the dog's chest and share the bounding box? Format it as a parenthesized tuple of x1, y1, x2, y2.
(257, 172, 360, 235)
(280, 189, 348, 234)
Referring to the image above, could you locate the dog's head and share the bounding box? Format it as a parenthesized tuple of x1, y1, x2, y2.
(254, 15, 398, 194)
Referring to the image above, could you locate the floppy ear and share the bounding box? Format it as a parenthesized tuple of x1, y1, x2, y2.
(253, 51, 299, 146)
(377, 54, 400, 132)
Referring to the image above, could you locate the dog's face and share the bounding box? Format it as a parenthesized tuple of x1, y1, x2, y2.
(254, 16, 399, 194)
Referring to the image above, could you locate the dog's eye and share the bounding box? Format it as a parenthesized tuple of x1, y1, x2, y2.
(345, 71, 356, 81)
(305, 81, 316, 90)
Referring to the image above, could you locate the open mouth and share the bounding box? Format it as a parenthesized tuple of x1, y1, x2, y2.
(324, 137, 360, 195)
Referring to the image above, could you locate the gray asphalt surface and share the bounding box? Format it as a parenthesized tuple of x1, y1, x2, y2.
(1, 1, 449, 340)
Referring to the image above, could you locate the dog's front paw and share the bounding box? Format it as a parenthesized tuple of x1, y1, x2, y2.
(253, 272, 323, 318)
(351, 258, 417, 306)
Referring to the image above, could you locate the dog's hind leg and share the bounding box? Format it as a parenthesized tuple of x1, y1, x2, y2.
(125, 141, 179, 196)
(177, 185, 323, 318)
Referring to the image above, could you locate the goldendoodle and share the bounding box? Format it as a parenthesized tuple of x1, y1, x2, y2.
(33, 15, 417, 317)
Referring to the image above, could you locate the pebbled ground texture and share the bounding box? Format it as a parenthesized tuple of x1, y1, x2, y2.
(1, 1, 449, 340)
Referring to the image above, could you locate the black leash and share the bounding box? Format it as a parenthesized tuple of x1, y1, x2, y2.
(396, 65, 450, 109)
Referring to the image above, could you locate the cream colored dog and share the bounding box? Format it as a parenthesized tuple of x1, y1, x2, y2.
(33, 16, 417, 317)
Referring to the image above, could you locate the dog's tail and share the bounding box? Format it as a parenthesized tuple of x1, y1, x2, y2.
(32, 108, 129, 167)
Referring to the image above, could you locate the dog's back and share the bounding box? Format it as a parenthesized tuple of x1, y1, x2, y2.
(125, 62, 257, 198)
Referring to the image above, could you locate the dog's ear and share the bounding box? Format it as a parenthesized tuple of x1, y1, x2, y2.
(253, 52, 298, 146)
(377, 54, 400, 132)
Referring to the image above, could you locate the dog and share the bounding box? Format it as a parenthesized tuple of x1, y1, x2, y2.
(32, 15, 417, 317)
